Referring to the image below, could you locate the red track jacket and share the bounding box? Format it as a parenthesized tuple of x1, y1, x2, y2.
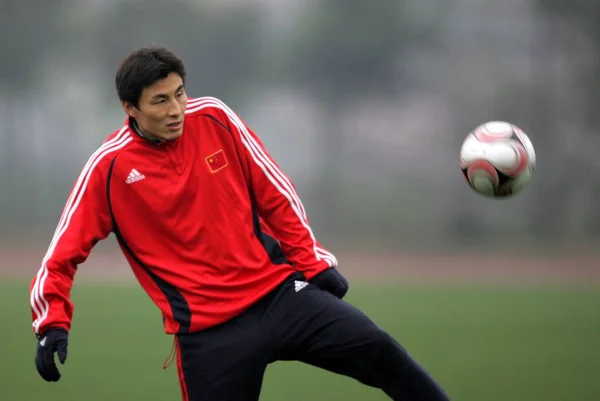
(30, 96, 337, 336)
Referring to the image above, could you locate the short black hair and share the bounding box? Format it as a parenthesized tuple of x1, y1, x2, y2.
(115, 46, 186, 108)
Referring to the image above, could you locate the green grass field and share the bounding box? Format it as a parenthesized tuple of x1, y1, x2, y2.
(1, 281, 598, 401)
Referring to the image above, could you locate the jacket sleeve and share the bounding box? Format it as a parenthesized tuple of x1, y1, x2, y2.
(30, 157, 113, 337)
(212, 98, 338, 280)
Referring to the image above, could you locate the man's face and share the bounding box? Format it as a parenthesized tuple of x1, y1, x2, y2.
(124, 72, 188, 141)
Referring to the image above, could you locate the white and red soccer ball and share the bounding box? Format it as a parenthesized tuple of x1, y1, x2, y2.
(460, 121, 536, 198)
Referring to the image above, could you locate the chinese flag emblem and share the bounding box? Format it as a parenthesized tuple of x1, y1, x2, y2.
(205, 149, 228, 173)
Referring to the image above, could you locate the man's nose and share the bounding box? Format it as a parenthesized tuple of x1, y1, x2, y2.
(168, 99, 182, 116)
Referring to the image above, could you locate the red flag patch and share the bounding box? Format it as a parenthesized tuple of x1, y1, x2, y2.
(205, 149, 228, 173)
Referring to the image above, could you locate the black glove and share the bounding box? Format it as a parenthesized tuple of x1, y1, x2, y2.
(309, 267, 349, 299)
(35, 328, 69, 382)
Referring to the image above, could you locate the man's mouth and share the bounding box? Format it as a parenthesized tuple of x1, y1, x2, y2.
(167, 121, 182, 130)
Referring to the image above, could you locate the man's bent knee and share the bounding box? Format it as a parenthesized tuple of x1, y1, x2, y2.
(365, 327, 409, 371)
(369, 329, 451, 400)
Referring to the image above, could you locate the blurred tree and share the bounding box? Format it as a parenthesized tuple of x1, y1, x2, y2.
(283, 0, 436, 239)
(0, 0, 71, 91)
(287, 0, 430, 102)
(0, 0, 71, 232)
(533, 0, 600, 239)
(90, 0, 264, 106)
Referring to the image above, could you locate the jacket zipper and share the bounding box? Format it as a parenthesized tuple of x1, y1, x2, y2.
(165, 144, 183, 176)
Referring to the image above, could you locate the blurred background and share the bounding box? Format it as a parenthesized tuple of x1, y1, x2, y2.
(3, 0, 600, 252)
(1, 1, 599, 401)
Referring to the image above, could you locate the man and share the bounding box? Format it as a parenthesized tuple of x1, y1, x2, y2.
(30, 47, 451, 401)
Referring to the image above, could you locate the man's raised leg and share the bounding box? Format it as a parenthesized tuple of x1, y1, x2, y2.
(269, 280, 451, 401)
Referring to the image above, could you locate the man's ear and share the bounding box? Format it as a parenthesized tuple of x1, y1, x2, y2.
(122, 101, 138, 118)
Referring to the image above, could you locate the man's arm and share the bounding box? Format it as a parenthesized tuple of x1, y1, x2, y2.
(206, 98, 339, 281)
(30, 154, 114, 337)
(30, 140, 120, 382)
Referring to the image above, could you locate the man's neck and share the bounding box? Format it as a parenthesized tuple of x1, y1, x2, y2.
(130, 118, 163, 145)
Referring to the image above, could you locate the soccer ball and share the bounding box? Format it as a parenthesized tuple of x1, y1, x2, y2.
(460, 121, 536, 198)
